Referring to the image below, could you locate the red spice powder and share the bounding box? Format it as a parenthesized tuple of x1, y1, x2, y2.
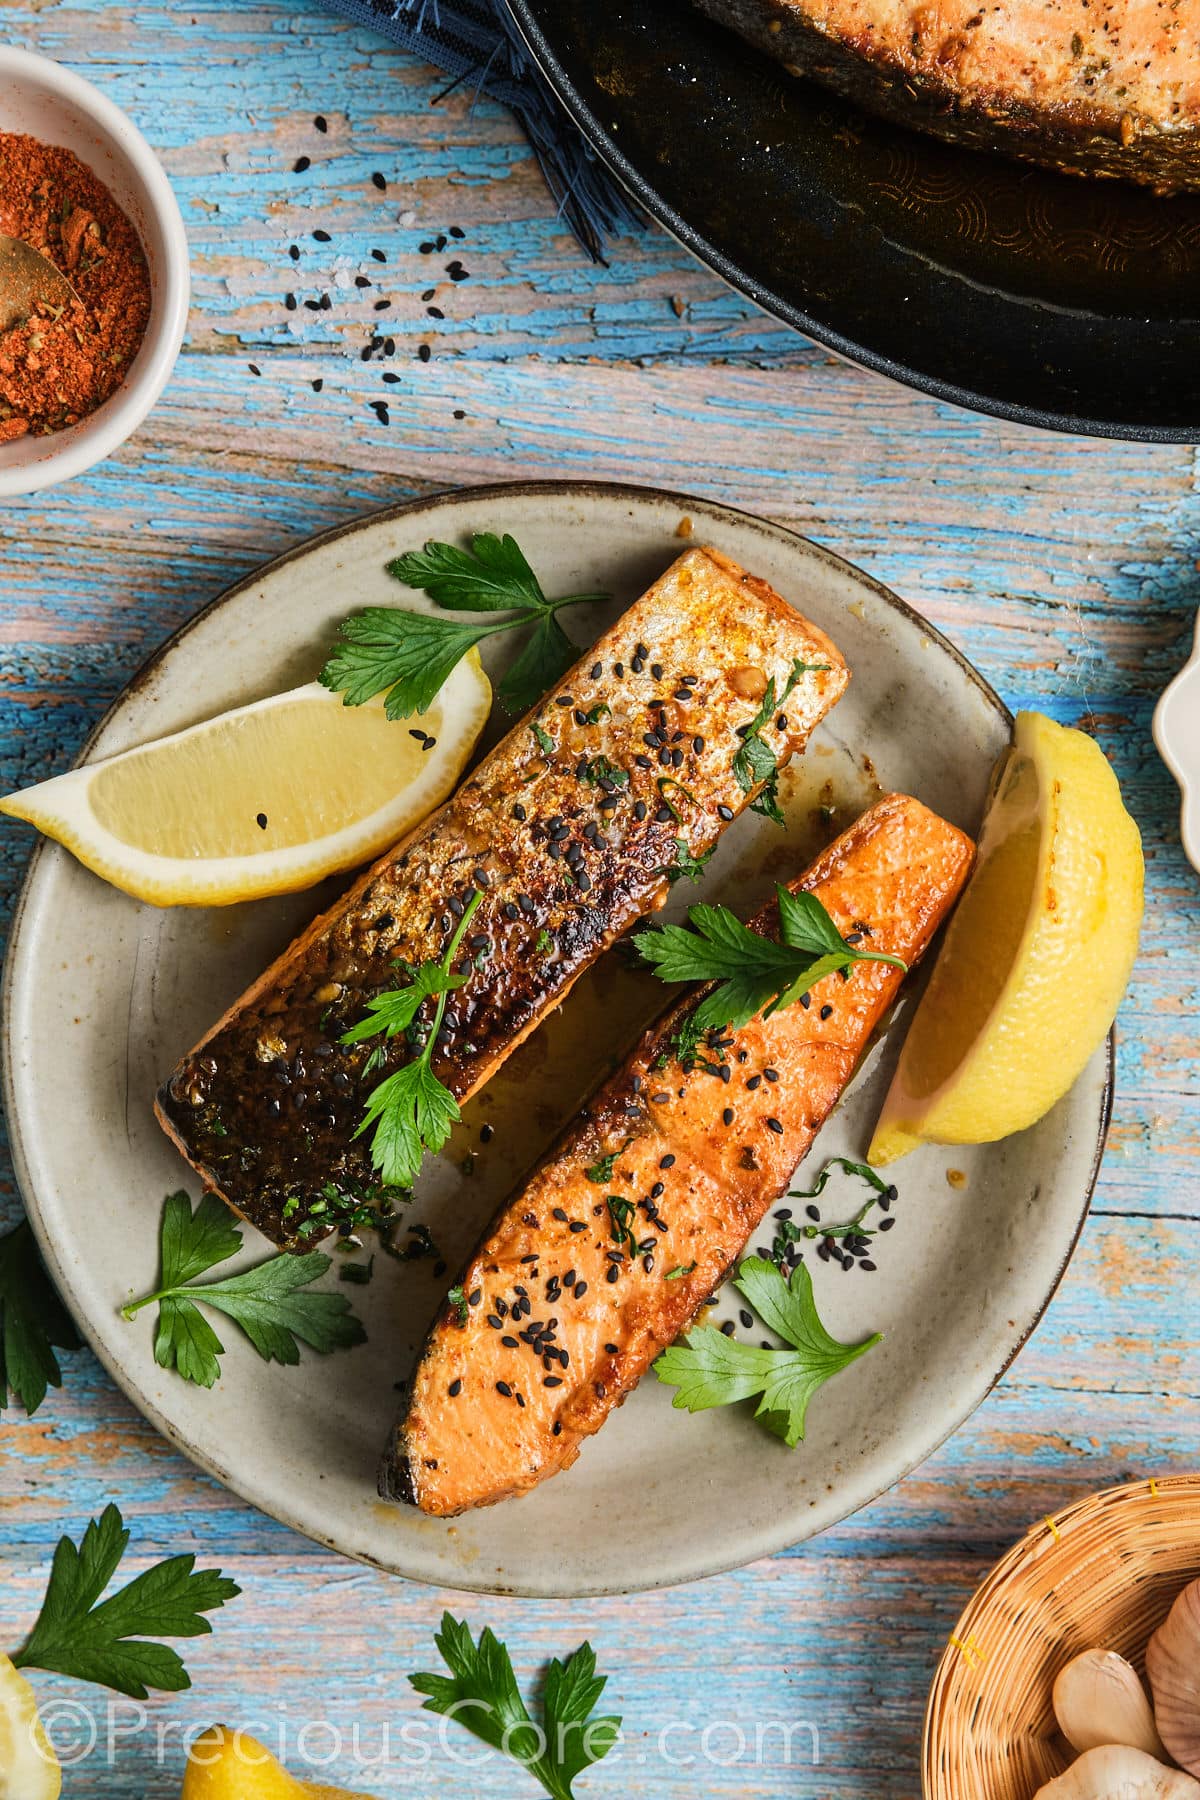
(0, 131, 152, 441)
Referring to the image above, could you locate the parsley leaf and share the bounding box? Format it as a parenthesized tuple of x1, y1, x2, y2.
(660, 838, 713, 885)
(0, 1220, 79, 1415)
(410, 1614, 620, 1800)
(732, 659, 831, 823)
(606, 1195, 637, 1257)
(340, 961, 469, 1045)
(320, 534, 610, 719)
(584, 1146, 626, 1184)
(11, 1502, 239, 1697)
(387, 533, 547, 612)
(320, 606, 496, 719)
(122, 1192, 366, 1389)
(636, 886, 906, 1035)
(656, 1257, 880, 1446)
(344, 888, 483, 1188)
(447, 1284, 468, 1325)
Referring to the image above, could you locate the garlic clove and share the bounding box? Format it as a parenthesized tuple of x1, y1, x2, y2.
(1034, 1745, 1200, 1800)
(1148, 1577, 1200, 1778)
(1053, 1648, 1168, 1758)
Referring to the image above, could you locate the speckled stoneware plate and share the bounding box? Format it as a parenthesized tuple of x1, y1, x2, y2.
(2, 483, 1112, 1597)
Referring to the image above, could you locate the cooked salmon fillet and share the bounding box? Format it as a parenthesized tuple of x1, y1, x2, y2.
(384, 793, 974, 1515)
(697, 0, 1200, 191)
(156, 547, 849, 1248)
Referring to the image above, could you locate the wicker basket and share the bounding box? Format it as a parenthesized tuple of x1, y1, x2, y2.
(923, 1476, 1200, 1800)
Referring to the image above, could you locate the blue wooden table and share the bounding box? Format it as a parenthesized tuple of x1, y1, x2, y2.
(2, 4, 1198, 1794)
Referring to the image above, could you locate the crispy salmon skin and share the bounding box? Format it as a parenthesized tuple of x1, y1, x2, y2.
(384, 793, 974, 1516)
(697, 0, 1200, 191)
(156, 547, 848, 1247)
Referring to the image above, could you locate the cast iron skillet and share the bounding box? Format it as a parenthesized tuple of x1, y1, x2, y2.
(508, 0, 1200, 440)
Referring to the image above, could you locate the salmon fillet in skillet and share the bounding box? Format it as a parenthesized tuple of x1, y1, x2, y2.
(696, 0, 1200, 191)
(156, 547, 849, 1248)
(384, 792, 974, 1516)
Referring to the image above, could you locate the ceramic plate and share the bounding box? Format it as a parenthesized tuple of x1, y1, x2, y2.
(2, 483, 1111, 1597)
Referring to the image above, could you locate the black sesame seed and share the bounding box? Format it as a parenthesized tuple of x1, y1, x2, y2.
(311, 378, 324, 392)
(633, 801, 647, 821)
(606, 1265, 620, 1284)
(879, 1217, 896, 1231)
(722, 1107, 734, 1126)
(496, 1381, 512, 1397)
(739, 1309, 753, 1329)
(721, 1320, 736, 1336)
(569, 1220, 587, 1234)
(746, 1074, 762, 1090)
(651, 662, 664, 679)
(660, 1155, 676, 1169)
(513, 804, 527, 823)
(372, 248, 387, 262)
(313, 227, 331, 242)
(764, 1068, 779, 1082)
(820, 1005, 834, 1020)
(486, 1314, 503, 1330)
(766, 1117, 784, 1134)
(289, 243, 301, 260)
(293, 155, 311, 172)
(806, 1205, 821, 1222)
(693, 736, 705, 752)
(544, 1375, 563, 1388)
(631, 656, 644, 674)
(448, 1377, 462, 1395)
(574, 1281, 587, 1299)
(501, 1335, 518, 1348)
(372, 171, 387, 190)
(354, 274, 371, 288)
(468, 1289, 482, 1306)
(552, 1421, 563, 1436)
(553, 1207, 568, 1223)
(717, 804, 734, 821)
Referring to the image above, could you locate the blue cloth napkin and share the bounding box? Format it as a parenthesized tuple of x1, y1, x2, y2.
(316, 0, 643, 259)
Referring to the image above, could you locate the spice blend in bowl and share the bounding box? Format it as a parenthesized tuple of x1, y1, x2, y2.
(0, 130, 151, 440)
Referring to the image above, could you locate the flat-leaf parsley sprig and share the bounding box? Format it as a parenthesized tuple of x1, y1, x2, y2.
(637, 884, 906, 1037)
(656, 1256, 880, 1447)
(122, 1191, 366, 1389)
(320, 533, 610, 719)
(411, 1614, 620, 1800)
(733, 658, 831, 825)
(10, 1502, 239, 1698)
(0, 1219, 79, 1415)
(342, 887, 483, 1189)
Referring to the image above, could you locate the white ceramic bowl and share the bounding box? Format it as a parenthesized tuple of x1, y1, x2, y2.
(1154, 610, 1200, 873)
(0, 46, 189, 496)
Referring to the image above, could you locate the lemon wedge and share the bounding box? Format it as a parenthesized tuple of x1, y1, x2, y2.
(0, 655, 491, 907)
(181, 1726, 372, 1799)
(868, 711, 1143, 1163)
(0, 1656, 60, 1800)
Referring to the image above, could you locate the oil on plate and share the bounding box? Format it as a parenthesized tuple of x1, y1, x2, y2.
(2, 483, 1110, 1596)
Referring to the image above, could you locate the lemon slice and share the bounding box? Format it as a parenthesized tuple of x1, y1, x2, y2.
(181, 1726, 372, 1799)
(0, 655, 491, 907)
(0, 1656, 60, 1800)
(869, 711, 1143, 1164)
